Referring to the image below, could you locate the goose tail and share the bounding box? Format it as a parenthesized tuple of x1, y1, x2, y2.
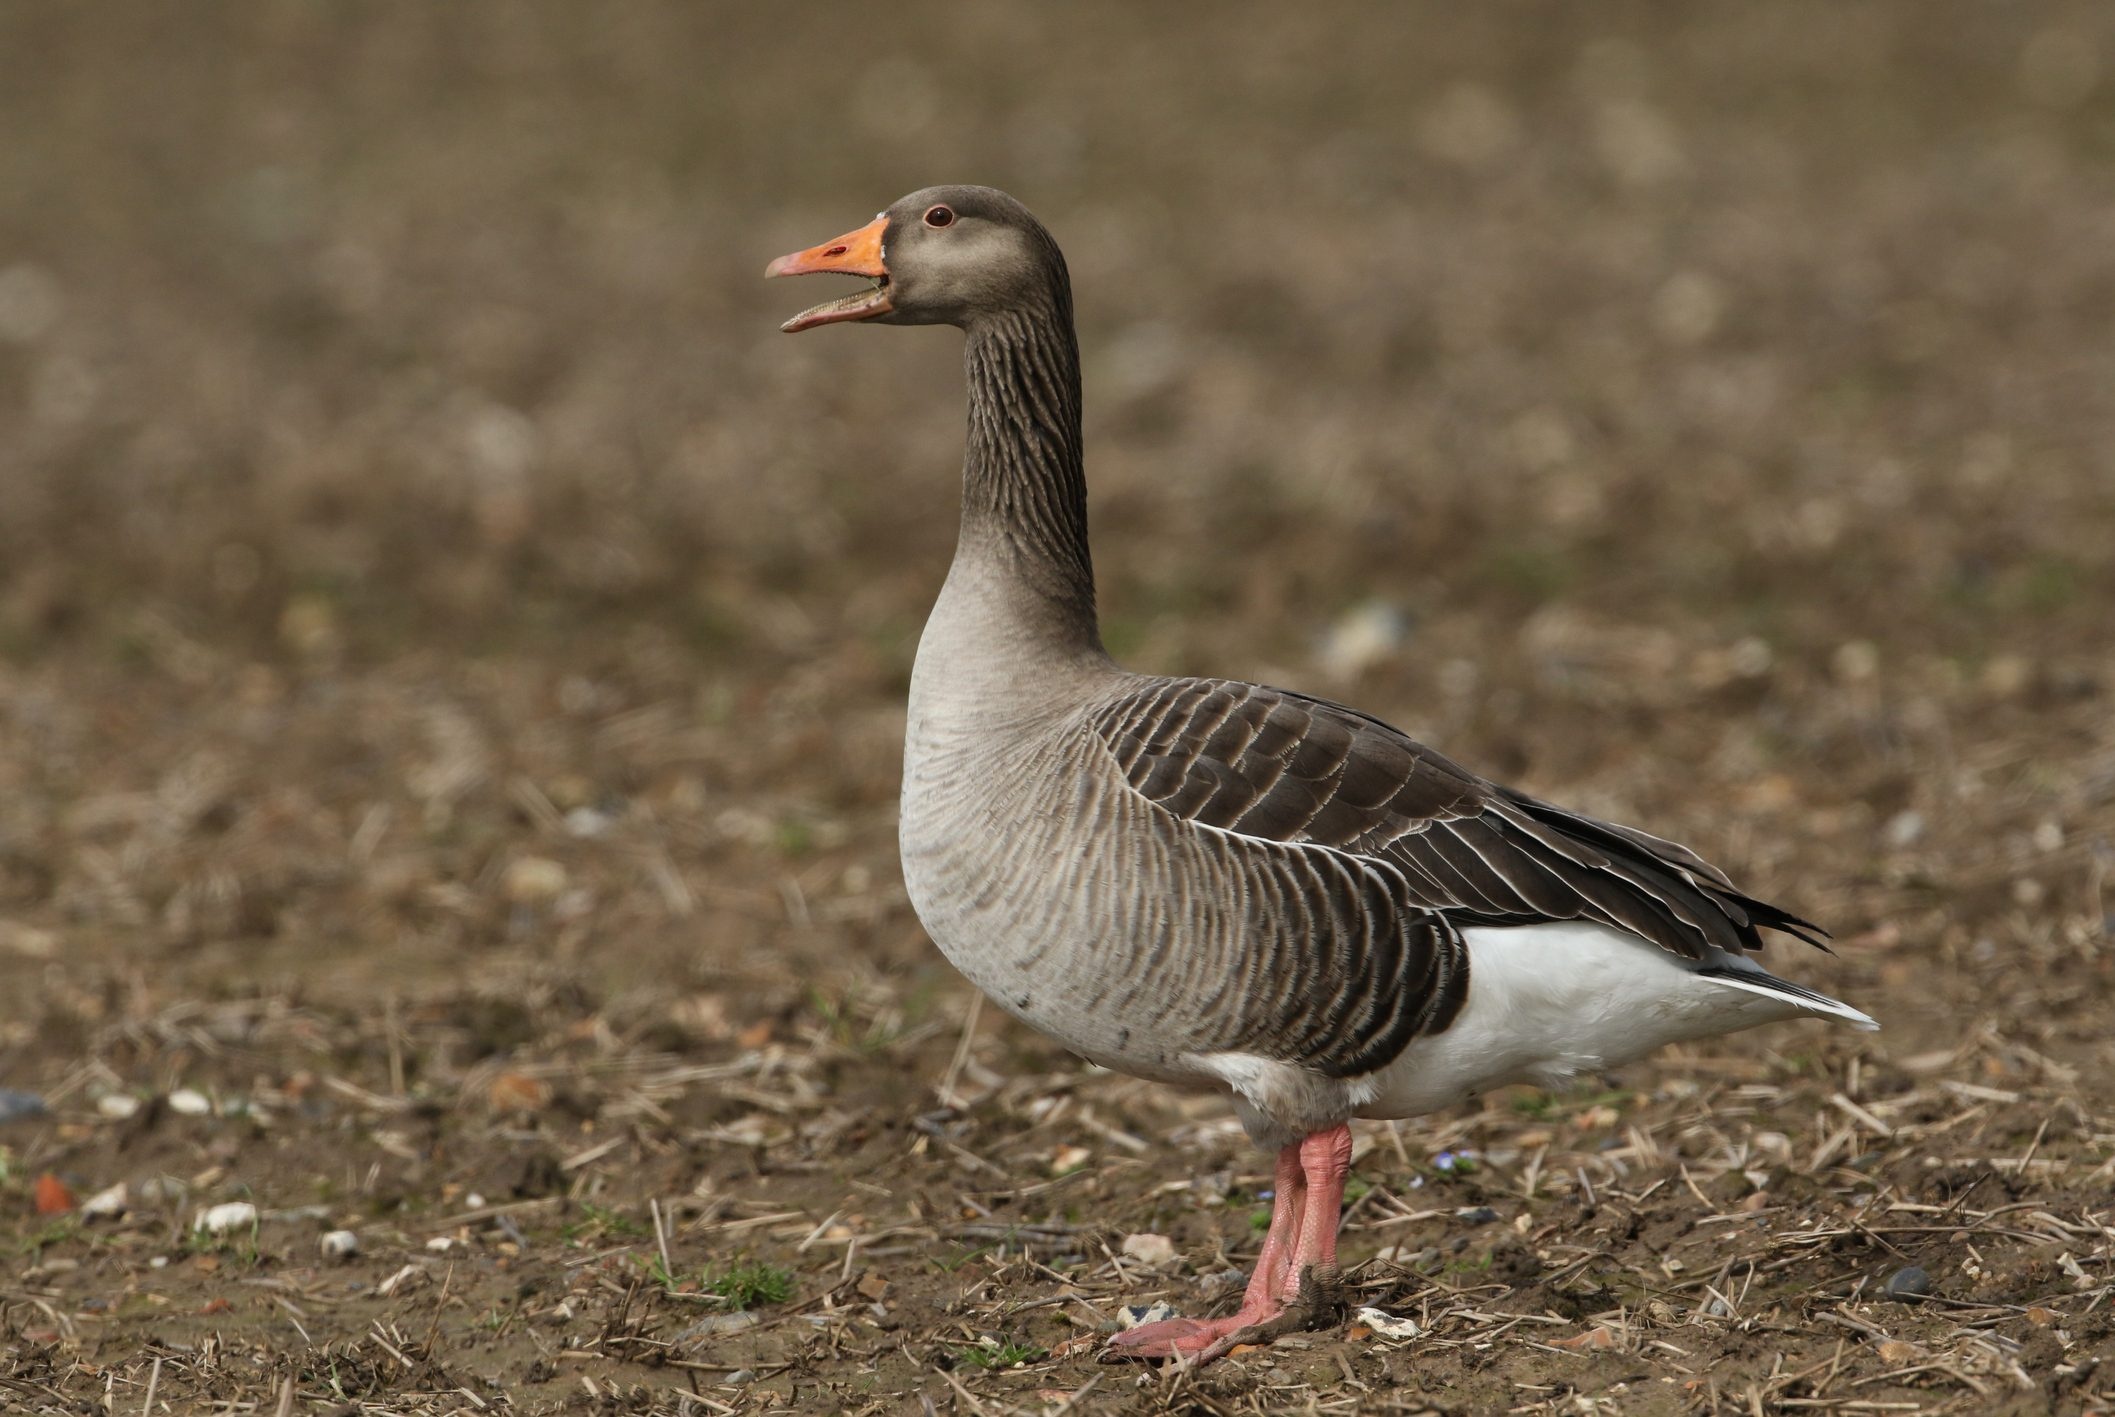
(1696, 966, 1877, 1031)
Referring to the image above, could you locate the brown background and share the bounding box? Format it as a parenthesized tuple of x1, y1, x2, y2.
(0, 5, 2110, 1413)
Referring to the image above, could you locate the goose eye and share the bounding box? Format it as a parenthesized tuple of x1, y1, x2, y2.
(923, 205, 955, 229)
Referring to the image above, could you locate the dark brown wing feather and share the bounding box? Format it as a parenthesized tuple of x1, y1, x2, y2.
(1093, 677, 1827, 961)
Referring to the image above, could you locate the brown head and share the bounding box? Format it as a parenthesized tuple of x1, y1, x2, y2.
(766, 185, 1068, 334)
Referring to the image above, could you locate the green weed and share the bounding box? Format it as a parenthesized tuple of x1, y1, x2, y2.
(707, 1261, 795, 1309)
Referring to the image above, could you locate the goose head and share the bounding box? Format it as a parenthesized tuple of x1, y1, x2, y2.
(766, 185, 1064, 334)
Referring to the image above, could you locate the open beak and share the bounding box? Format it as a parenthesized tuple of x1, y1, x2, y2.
(764, 213, 893, 333)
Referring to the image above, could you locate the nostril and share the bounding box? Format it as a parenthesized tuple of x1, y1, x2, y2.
(825, 245, 847, 257)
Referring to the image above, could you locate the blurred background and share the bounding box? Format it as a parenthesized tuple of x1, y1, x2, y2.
(1, 4, 2111, 1408)
(2, 2, 2107, 998)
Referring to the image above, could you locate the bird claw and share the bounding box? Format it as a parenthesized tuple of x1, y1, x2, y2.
(1194, 1302, 1318, 1362)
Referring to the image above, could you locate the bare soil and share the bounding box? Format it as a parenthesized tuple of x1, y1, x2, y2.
(1, 5, 2112, 1414)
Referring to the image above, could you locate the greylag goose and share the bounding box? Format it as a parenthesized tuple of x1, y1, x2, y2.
(767, 186, 1874, 1364)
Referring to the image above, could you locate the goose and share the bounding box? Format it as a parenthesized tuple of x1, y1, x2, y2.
(766, 186, 1874, 1364)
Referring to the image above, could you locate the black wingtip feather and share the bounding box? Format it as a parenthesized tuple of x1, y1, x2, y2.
(1505, 792, 1832, 955)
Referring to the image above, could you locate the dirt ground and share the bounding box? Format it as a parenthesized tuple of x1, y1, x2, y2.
(3, 5, 2113, 1414)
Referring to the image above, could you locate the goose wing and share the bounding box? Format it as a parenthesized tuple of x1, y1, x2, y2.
(1087, 676, 1825, 1075)
(1093, 676, 1827, 958)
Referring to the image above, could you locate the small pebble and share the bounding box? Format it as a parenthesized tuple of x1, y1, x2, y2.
(97, 1093, 142, 1121)
(194, 1201, 259, 1235)
(1883, 810, 1926, 849)
(0, 1088, 47, 1124)
(1373, 1242, 1437, 1266)
(1884, 1265, 1933, 1302)
(1352, 1306, 1420, 1339)
(1048, 1144, 1092, 1175)
(1455, 1206, 1501, 1225)
(320, 1229, 360, 1261)
(563, 806, 614, 839)
(1120, 1232, 1178, 1268)
(168, 1088, 212, 1116)
(723, 1368, 755, 1387)
(486, 1072, 551, 1112)
(503, 855, 568, 904)
(81, 1183, 129, 1220)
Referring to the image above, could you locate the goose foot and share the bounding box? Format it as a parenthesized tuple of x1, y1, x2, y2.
(1102, 1312, 1256, 1361)
(1100, 1124, 1352, 1366)
(1100, 1299, 1301, 1360)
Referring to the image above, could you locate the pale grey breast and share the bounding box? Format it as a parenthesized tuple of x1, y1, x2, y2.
(900, 661, 1215, 1078)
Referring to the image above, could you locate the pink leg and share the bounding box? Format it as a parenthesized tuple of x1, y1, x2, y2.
(1245, 1146, 1305, 1305)
(1280, 1124, 1353, 1296)
(1105, 1124, 1353, 1364)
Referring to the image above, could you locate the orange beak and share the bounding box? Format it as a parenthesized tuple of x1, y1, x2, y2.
(764, 212, 893, 333)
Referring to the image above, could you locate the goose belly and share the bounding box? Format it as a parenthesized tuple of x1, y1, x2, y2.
(1357, 921, 1804, 1118)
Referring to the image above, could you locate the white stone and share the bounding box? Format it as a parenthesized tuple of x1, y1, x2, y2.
(1354, 1306, 1421, 1340)
(320, 1229, 360, 1261)
(1120, 1232, 1178, 1268)
(194, 1201, 259, 1235)
(562, 807, 612, 839)
(81, 1183, 128, 1220)
(168, 1088, 212, 1116)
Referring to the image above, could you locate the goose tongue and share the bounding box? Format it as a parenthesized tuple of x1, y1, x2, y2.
(765, 213, 893, 332)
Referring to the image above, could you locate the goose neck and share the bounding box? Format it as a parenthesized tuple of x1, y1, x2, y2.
(957, 302, 1101, 654)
